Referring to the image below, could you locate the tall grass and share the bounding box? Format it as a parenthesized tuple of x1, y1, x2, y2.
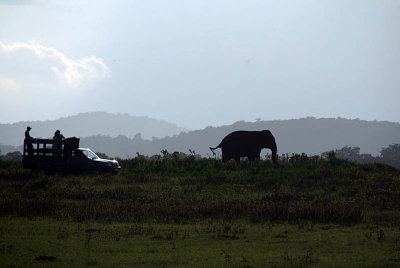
(0, 154, 399, 225)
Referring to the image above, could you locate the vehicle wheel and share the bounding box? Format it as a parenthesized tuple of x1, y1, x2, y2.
(92, 168, 101, 175)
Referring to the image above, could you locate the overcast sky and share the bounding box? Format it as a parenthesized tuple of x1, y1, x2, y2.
(0, 0, 399, 129)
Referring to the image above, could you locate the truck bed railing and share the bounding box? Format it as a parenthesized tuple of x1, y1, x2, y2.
(23, 137, 80, 158)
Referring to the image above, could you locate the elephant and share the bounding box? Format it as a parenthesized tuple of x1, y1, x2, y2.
(209, 130, 278, 164)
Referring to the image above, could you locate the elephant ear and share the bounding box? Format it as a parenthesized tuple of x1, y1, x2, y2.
(260, 130, 275, 147)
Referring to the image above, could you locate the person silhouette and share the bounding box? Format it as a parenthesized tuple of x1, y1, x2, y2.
(52, 130, 65, 156)
(24, 126, 34, 156)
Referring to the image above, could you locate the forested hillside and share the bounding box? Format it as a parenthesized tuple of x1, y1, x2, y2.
(78, 117, 400, 158)
(2, 117, 399, 160)
(0, 111, 187, 146)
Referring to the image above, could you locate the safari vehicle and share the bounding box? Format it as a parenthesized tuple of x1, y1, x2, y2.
(22, 137, 121, 173)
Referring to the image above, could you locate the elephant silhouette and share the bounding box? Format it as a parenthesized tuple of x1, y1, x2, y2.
(209, 130, 278, 164)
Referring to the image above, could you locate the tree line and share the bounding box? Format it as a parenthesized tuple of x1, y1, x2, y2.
(322, 144, 400, 168)
(1, 144, 400, 168)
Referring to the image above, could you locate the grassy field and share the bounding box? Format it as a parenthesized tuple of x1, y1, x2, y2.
(0, 154, 400, 267)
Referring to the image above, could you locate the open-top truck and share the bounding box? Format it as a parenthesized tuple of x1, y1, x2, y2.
(22, 137, 121, 173)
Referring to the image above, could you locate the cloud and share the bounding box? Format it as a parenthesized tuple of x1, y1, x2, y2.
(0, 77, 20, 89)
(0, 40, 112, 123)
(0, 40, 111, 87)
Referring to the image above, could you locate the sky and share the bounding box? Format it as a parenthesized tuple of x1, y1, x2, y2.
(0, 0, 399, 129)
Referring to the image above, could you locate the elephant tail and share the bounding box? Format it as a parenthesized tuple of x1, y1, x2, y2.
(209, 143, 222, 155)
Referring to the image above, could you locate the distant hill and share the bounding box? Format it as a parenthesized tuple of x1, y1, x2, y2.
(76, 117, 400, 158)
(1, 117, 399, 158)
(0, 111, 187, 146)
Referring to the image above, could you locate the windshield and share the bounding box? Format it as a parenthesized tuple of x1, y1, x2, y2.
(80, 149, 99, 160)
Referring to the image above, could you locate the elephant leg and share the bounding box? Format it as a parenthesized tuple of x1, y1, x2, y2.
(248, 150, 260, 161)
(222, 154, 229, 163)
(249, 155, 260, 161)
(271, 149, 278, 164)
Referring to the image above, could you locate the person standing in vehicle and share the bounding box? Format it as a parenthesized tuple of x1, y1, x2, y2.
(24, 126, 34, 156)
(52, 130, 65, 156)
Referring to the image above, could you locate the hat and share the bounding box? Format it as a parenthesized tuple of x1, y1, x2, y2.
(27, 126, 31, 130)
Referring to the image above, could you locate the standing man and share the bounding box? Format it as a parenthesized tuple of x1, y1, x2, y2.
(24, 126, 33, 156)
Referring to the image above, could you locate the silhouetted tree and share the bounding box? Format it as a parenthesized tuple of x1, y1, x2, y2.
(380, 144, 400, 167)
(335, 146, 360, 161)
(0, 151, 22, 161)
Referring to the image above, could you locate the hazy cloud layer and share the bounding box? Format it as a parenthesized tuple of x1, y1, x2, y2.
(0, 41, 110, 87)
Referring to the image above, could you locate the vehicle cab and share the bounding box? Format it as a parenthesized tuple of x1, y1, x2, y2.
(69, 148, 121, 173)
